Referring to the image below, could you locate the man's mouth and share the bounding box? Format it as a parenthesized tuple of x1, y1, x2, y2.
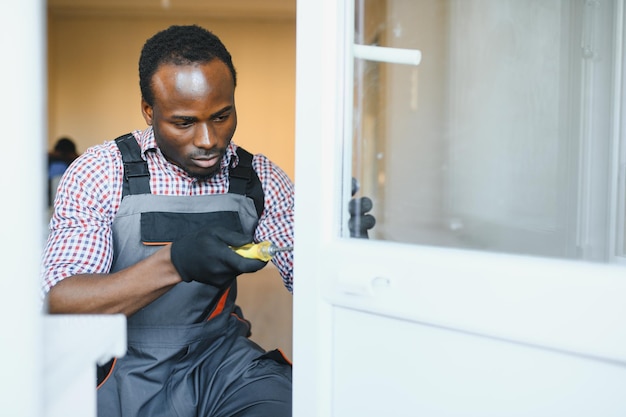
(191, 154, 220, 169)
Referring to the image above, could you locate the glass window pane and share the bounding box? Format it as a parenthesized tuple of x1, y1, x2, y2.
(347, 0, 624, 263)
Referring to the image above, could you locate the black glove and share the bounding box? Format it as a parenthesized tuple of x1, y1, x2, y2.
(170, 227, 267, 288)
(348, 178, 376, 239)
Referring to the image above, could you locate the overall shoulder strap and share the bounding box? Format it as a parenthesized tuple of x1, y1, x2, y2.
(229, 147, 265, 218)
(115, 133, 150, 197)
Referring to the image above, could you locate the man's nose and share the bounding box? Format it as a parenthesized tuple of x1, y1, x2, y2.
(193, 123, 212, 148)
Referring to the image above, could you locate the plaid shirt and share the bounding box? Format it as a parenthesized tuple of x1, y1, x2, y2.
(41, 127, 294, 296)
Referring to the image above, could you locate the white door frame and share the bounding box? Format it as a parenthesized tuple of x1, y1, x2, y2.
(294, 1, 626, 416)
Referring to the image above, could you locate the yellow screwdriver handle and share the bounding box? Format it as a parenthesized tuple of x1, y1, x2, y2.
(232, 241, 274, 262)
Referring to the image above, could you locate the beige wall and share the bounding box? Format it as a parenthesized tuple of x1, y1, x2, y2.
(47, 15, 296, 181)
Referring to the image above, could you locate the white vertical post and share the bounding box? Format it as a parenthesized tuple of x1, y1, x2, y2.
(293, 0, 345, 416)
(0, 0, 45, 416)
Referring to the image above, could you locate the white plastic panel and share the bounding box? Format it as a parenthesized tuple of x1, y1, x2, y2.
(43, 315, 127, 417)
(328, 239, 626, 364)
(333, 307, 626, 417)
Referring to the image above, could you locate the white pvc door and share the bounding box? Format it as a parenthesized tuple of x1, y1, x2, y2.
(294, 1, 626, 416)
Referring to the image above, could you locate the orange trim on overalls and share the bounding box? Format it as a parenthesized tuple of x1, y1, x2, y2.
(96, 357, 118, 390)
(207, 287, 231, 320)
(277, 348, 293, 366)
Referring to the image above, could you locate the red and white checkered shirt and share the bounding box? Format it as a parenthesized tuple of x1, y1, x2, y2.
(41, 127, 294, 296)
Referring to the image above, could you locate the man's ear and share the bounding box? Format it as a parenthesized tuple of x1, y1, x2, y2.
(141, 98, 153, 126)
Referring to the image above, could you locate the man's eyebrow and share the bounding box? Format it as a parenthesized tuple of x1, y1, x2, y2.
(171, 115, 197, 122)
(170, 106, 233, 121)
(211, 105, 233, 118)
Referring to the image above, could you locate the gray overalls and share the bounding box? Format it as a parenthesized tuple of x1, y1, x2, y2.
(96, 135, 292, 417)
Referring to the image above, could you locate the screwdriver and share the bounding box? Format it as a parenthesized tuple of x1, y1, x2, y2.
(231, 241, 294, 261)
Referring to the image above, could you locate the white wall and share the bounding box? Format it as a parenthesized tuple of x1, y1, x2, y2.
(0, 0, 45, 416)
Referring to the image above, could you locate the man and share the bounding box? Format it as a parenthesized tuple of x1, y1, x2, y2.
(40, 25, 294, 417)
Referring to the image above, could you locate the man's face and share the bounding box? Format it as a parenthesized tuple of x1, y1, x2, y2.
(141, 60, 237, 179)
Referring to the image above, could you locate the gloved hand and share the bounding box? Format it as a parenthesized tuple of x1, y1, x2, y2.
(348, 178, 376, 239)
(170, 227, 267, 288)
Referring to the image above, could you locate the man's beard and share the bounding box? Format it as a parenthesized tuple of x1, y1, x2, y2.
(189, 170, 218, 181)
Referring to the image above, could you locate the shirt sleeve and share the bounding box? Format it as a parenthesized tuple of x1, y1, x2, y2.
(40, 143, 123, 297)
(252, 154, 295, 293)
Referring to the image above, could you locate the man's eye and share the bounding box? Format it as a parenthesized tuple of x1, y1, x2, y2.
(175, 121, 193, 127)
(214, 114, 229, 122)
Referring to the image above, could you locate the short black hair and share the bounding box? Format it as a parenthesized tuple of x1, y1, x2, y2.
(139, 25, 237, 106)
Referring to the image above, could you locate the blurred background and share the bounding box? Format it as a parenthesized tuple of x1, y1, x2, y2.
(47, 0, 295, 179)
